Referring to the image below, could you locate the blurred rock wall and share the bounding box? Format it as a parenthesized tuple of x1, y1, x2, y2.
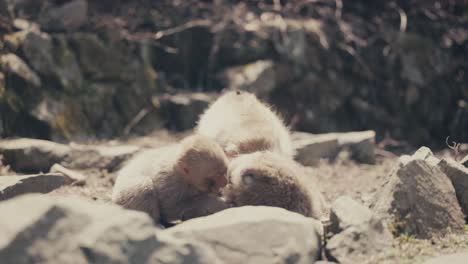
(0, 0, 466, 146)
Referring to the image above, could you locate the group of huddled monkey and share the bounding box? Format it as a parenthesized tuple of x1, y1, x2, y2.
(112, 90, 327, 226)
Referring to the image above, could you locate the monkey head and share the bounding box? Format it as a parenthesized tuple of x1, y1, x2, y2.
(223, 151, 313, 216)
(176, 135, 229, 194)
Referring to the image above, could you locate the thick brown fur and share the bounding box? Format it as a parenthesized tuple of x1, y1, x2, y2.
(112, 135, 230, 224)
(196, 90, 293, 158)
(223, 151, 326, 220)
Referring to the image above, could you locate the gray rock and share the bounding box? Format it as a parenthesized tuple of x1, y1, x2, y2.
(0, 53, 41, 87)
(220, 60, 276, 98)
(0, 195, 322, 264)
(0, 138, 139, 173)
(156, 92, 215, 131)
(330, 196, 373, 234)
(438, 158, 468, 218)
(293, 133, 339, 166)
(336, 131, 376, 164)
(63, 144, 140, 172)
(326, 196, 392, 264)
(166, 206, 323, 264)
(423, 252, 468, 264)
(0, 173, 71, 200)
(370, 147, 465, 238)
(0, 138, 71, 172)
(38, 0, 88, 31)
(22, 31, 83, 92)
(49, 163, 86, 185)
(293, 130, 376, 165)
(0, 194, 160, 263)
(69, 33, 126, 81)
(326, 217, 393, 264)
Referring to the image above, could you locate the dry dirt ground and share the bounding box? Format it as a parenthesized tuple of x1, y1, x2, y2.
(3, 131, 468, 264)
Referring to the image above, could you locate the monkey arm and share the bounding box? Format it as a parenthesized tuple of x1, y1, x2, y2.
(113, 177, 161, 222)
(178, 194, 230, 221)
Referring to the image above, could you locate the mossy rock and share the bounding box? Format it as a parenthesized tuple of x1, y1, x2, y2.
(22, 31, 83, 93)
(69, 33, 127, 81)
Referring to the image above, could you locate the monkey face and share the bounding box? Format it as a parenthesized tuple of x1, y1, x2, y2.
(224, 151, 296, 206)
(178, 135, 229, 194)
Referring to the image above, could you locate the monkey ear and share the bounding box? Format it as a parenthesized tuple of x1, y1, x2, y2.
(183, 167, 190, 175)
(242, 174, 255, 186)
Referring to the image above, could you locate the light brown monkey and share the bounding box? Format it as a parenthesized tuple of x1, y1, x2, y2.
(196, 90, 293, 158)
(223, 151, 326, 220)
(112, 135, 230, 224)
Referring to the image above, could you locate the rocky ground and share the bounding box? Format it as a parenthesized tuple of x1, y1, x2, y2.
(1, 1, 468, 263)
(1, 130, 467, 264)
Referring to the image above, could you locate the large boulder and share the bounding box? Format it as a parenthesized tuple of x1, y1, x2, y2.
(438, 158, 468, 219)
(370, 147, 465, 238)
(166, 206, 323, 264)
(326, 196, 392, 264)
(21, 31, 83, 92)
(0, 194, 215, 264)
(0, 173, 72, 200)
(69, 33, 127, 81)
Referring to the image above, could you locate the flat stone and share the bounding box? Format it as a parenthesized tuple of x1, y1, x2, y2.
(50, 164, 86, 185)
(423, 252, 468, 264)
(293, 133, 340, 166)
(166, 206, 323, 264)
(0, 138, 71, 173)
(293, 130, 376, 165)
(0, 173, 72, 200)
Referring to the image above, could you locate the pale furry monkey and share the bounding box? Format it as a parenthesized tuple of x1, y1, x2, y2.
(112, 135, 230, 224)
(197, 90, 293, 158)
(223, 151, 327, 220)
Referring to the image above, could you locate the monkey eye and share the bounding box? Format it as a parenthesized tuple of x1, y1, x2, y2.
(242, 173, 255, 186)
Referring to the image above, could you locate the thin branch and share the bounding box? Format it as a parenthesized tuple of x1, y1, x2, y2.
(335, 0, 343, 19)
(446, 136, 461, 160)
(123, 107, 151, 137)
(397, 6, 407, 32)
(154, 19, 212, 40)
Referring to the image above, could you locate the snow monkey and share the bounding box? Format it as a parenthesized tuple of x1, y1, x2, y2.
(112, 134, 230, 224)
(223, 151, 327, 220)
(196, 90, 293, 158)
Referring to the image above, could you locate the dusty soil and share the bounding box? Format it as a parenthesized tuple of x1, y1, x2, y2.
(3, 131, 467, 263)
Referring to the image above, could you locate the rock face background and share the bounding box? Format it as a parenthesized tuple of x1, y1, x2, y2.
(0, 0, 467, 147)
